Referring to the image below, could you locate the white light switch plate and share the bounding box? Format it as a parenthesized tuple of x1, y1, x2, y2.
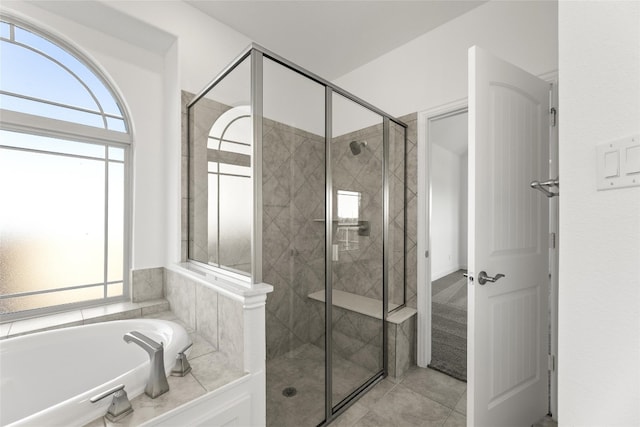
(596, 135, 640, 190)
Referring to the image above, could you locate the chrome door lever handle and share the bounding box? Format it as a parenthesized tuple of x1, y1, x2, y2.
(530, 178, 559, 198)
(477, 271, 505, 285)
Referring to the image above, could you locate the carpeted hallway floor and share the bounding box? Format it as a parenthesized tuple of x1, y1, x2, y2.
(430, 269, 467, 381)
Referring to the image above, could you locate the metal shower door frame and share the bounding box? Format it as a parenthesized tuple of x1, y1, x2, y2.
(187, 43, 408, 426)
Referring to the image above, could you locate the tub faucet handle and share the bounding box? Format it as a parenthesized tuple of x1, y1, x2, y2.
(171, 342, 193, 377)
(90, 384, 133, 422)
(123, 331, 170, 398)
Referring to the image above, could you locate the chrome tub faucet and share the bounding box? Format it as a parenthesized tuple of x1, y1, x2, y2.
(123, 331, 170, 398)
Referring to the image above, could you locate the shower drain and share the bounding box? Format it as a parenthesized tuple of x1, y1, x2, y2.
(282, 387, 297, 398)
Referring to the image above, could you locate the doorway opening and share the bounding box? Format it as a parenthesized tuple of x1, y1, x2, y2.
(428, 109, 469, 381)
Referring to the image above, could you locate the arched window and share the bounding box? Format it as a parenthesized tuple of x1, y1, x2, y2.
(0, 16, 131, 319)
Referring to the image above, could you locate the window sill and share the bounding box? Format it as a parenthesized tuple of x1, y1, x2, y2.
(0, 299, 169, 340)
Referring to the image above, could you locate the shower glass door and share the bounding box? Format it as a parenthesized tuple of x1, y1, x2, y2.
(262, 57, 327, 426)
(330, 92, 385, 409)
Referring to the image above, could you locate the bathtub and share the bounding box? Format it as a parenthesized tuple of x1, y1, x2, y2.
(0, 318, 190, 426)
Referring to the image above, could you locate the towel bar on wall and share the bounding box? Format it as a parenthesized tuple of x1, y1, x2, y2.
(530, 178, 559, 198)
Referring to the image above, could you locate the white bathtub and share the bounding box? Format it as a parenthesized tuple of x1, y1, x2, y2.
(0, 318, 190, 426)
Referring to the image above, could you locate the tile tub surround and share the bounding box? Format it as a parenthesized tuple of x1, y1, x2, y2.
(131, 267, 164, 302)
(163, 264, 272, 375)
(4, 263, 270, 426)
(84, 311, 246, 427)
(164, 267, 246, 371)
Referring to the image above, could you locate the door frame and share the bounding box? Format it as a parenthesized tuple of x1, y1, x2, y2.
(416, 71, 558, 417)
(417, 97, 468, 367)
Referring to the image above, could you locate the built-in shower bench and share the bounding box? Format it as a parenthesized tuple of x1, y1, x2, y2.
(308, 289, 416, 379)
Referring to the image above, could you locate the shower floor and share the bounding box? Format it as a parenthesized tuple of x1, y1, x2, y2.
(266, 343, 378, 426)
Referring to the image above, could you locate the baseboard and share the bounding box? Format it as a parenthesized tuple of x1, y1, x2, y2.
(432, 265, 466, 281)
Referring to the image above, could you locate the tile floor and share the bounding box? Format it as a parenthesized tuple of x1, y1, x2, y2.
(331, 367, 466, 427)
(267, 342, 558, 427)
(267, 344, 466, 427)
(267, 343, 384, 426)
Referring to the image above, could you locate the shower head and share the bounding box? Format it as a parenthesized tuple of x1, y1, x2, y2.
(349, 140, 367, 155)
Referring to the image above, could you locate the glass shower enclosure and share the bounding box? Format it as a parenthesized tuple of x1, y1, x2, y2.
(187, 44, 406, 426)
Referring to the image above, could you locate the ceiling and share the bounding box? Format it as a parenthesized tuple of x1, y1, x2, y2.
(185, 1, 487, 80)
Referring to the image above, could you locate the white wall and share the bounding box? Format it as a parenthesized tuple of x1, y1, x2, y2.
(558, 1, 640, 425)
(334, 0, 558, 118)
(105, 1, 250, 95)
(430, 143, 464, 280)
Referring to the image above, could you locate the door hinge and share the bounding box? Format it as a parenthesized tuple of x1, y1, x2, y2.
(549, 232, 556, 249)
(550, 107, 557, 127)
(425, 250, 429, 258)
(548, 354, 556, 372)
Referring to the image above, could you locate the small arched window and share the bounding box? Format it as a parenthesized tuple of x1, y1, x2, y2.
(0, 16, 132, 319)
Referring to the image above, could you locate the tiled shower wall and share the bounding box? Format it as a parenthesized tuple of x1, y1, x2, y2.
(329, 122, 405, 306)
(399, 113, 418, 310)
(262, 119, 326, 359)
(263, 116, 416, 360)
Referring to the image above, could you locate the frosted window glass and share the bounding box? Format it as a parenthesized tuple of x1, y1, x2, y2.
(0, 148, 105, 307)
(0, 19, 130, 317)
(219, 163, 250, 176)
(337, 190, 360, 222)
(107, 162, 124, 283)
(207, 174, 218, 264)
(107, 282, 123, 298)
(0, 286, 104, 313)
(218, 175, 251, 274)
(219, 140, 251, 155)
(108, 146, 124, 162)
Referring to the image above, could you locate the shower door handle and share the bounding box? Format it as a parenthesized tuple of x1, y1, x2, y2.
(477, 271, 505, 285)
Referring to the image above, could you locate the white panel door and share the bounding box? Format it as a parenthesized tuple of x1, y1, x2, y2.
(467, 46, 550, 427)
